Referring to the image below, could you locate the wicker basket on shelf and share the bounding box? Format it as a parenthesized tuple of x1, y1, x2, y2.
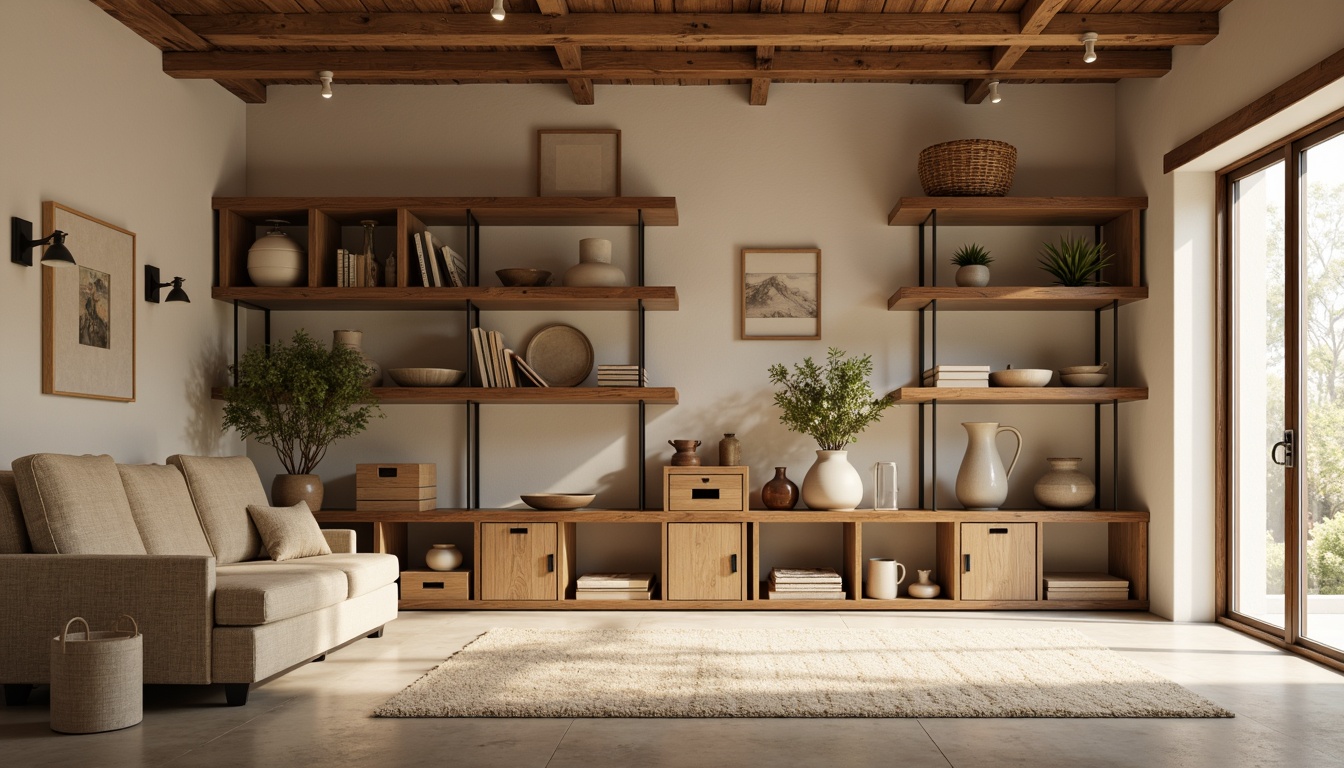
(917, 139, 1017, 196)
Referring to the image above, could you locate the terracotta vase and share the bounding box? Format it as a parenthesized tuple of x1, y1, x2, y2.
(954, 422, 1022, 511)
(718, 433, 741, 466)
(761, 467, 799, 510)
(1033, 457, 1096, 509)
(802, 450, 863, 511)
(272, 474, 324, 512)
(668, 439, 701, 466)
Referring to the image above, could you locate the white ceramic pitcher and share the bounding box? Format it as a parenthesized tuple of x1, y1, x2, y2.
(954, 422, 1023, 510)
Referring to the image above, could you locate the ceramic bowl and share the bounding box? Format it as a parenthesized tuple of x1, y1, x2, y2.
(386, 367, 465, 387)
(1059, 363, 1109, 376)
(520, 493, 596, 511)
(988, 368, 1052, 387)
(1060, 372, 1109, 387)
(496, 269, 552, 287)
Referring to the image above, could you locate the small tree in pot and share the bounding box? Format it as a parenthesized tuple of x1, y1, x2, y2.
(768, 348, 893, 510)
(222, 329, 382, 510)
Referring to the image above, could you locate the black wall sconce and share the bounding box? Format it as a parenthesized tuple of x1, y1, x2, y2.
(145, 265, 190, 303)
(11, 217, 76, 267)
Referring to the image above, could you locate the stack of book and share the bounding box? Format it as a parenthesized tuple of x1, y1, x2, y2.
(922, 364, 990, 388)
(469, 327, 549, 388)
(1043, 572, 1130, 601)
(575, 572, 655, 600)
(597, 365, 648, 387)
(411, 230, 467, 287)
(767, 568, 845, 600)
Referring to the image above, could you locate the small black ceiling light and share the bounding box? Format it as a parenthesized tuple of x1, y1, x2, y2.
(11, 217, 76, 267)
(145, 265, 190, 303)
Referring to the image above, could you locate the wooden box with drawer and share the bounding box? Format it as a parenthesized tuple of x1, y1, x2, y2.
(400, 570, 470, 607)
(663, 467, 749, 513)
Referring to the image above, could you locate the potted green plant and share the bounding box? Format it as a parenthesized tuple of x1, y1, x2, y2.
(221, 329, 382, 511)
(1038, 236, 1113, 286)
(767, 348, 893, 510)
(951, 243, 994, 287)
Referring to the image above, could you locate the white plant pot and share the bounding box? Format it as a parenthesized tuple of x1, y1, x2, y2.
(425, 544, 463, 572)
(955, 264, 990, 287)
(801, 450, 864, 511)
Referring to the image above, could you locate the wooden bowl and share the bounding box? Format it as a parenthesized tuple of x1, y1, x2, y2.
(1060, 373, 1108, 387)
(386, 368, 464, 387)
(988, 368, 1052, 387)
(1059, 363, 1109, 376)
(496, 269, 552, 287)
(520, 493, 596, 510)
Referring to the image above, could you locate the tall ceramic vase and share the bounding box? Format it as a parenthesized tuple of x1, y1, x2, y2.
(563, 238, 626, 287)
(332, 329, 382, 386)
(954, 422, 1023, 511)
(802, 450, 864, 511)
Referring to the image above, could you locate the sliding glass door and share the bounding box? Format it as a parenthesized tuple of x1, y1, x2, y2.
(1227, 117, 1344, 658)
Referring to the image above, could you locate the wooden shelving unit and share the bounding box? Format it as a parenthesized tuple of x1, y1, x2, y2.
(212, 286, 679, 312)
(212, 386, 679, 405)
(887, 387, 1148, 405)
(887, 286, 1149, 312)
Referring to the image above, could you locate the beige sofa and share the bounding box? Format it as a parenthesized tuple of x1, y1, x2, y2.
(0, 453, 399, 706)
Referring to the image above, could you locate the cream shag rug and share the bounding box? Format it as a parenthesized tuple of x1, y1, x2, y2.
(374, 628, 1231, 718)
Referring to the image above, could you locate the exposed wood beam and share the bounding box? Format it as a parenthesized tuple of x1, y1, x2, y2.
(751, 45, 773, 106)
(976, 0, 1070, 100)
(163, 49, 1171, 82)
(174, 13, 1218, 49)
(534, 0, 593, 104)
(964, 79, 994, 105)
(1020, 0, 1070, 35)
(91, 0, 209, 51)
(217, 79, 269, 104)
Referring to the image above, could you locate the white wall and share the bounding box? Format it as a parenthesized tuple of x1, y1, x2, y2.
(245, 81, 1121, 577)
(1117, 0, 1344, 620)
(0, 0, 247, 465)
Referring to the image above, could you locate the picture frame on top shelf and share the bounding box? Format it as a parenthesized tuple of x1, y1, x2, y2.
(741, 248, 821, 340)
(537, 129, 621, 197)
(41, 201, 136, 401)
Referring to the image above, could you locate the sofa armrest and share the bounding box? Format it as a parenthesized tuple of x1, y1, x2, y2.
(0, 554, 215, 685)
(322, 529, 357, 554)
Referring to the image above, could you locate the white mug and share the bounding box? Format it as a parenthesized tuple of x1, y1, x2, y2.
(865, 557, 906, 600)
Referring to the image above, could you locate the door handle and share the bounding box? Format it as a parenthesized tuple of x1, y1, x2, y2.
(730, 554, 738, 573)
(963, 554, 971, 573)
(509, 527, 528, 534)
(547, 554, 555, 573)
(1272, 430, 1295, 467)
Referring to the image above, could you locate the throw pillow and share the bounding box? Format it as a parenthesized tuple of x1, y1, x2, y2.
(246, 501, 331, 562)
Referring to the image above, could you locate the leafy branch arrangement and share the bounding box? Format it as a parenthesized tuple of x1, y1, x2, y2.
(768, 348, 893, 451)
(221, 329, 382, 475)
(951, 243, 994, 267)
(1038, 236, 1112, 286)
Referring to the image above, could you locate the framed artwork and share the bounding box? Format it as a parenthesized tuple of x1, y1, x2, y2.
(537, 129, 621, 197)
(42, 201, 136, 401)
(741, 248, 821, 340)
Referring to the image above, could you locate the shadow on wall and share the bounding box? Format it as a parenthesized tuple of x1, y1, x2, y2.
(186, 338, 231, 456)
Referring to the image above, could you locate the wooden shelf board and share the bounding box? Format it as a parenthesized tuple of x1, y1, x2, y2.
(212, 286, 678, 311)
(398, 598, 1150, 611)
(215, 387, 678, 406)
(887, 197, 1148, 227)
(888, 387, 1148, 405)
(316, 508, 1148, 524)
(887, 286, 1148, 311)
(213, 196, 679, 227)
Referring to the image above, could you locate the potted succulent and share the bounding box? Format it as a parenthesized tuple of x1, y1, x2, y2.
(951, 243, 994, 287)
(1038, 236, 1113, 286)
(221, 329, 382, 511)
(767, 348, 893, 510)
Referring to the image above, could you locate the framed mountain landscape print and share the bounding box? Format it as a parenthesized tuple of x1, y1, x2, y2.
(741, 248, 821, 340)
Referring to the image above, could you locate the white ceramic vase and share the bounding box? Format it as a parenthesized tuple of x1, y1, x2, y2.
(563, 238, 626, 287)
(907, 569, 941, 599)
(332, 329, 382, 386)
(425, 544, 463, 572)
(1033, 457, 1096, 509)
(865, 557, 906, 600)
(954, 264, 990, 287)
(954, 422, 1023, 511)
(247, 221, 306, 287)
(802, 450, 864, 511)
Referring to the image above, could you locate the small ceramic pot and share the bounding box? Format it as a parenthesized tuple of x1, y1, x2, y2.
(1033, 457, 1096, 509)
(563, 238, 626, 287)
(718, 434, 741, 466)
(426, 544, 463, 571)
(272, 474, 323, 512)
(668, 439, 701, 466)
(955, 264, 990, 287)
(761, 467, 799, 510)
(907, 569, 941, 599)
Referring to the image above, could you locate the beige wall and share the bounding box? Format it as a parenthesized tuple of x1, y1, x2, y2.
(0, 0, 247, 465)
(1117, 0, 1344, 620)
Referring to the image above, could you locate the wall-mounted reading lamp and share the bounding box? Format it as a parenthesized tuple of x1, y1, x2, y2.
(145, 265, 190, 303)
(11, 217, 76, 267)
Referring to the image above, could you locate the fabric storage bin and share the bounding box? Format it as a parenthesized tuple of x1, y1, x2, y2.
(49, 616, 142, 734)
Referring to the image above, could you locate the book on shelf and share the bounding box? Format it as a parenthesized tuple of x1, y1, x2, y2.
(422, 231, 445, 287)
(922, 365, 990, 376)
(1045, 589, 1130, 601)
(336, 249, 347, 287)
(920, 379, 990, 388)
(508, 350, 550, 387)
(470, 328, 494, 387)
(770, 567, 842, 582)
(489, 330, 516, 388)
(766, 588, 846, 600)
(769, 582, 844, 591)
(922, 371, 990, 381)
(412, 234, 432, 287)
(575, 588, 654, 601)
(577, 573, 655, 589)
(440, 245, 467, 288)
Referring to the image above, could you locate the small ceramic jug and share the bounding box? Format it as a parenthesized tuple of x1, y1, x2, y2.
(668, 439, 701, 466)
(954, 422, 1022, 510)
(865, 557, 906, 600)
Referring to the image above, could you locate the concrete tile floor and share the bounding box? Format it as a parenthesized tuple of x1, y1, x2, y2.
(3, 611, 1343, 768)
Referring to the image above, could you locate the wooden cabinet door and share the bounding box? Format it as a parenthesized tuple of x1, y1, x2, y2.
(666, 523, 743, 601)
(481, 523, 558, 600)
(960, 523, 1036, 601)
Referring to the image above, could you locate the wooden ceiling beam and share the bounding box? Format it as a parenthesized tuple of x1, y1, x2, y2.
(163, 49, 1171, 82)
(971, 0, 1070, 104)
(216, 79, 269, 103)
(534, 0, 594, 104)
(174, 12, 1218, 48)
(751, 45, 773, 106)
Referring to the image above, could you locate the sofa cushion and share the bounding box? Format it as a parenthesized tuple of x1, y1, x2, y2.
(214, 562, 348, 626)
(0, 471, 30, 554)
(168, 455, 268, 564)
(118, 464, 213, 557)
(12, 454, 146, 555)
(293, 553, 400, 599)
(248, 501, 331, 562)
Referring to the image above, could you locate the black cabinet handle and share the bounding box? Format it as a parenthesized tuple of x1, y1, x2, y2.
(730, 554, 738, 573)
(547, 554, 555, 573)
(989, 527, 1008, 534)
(963, 554, 971, 572)
(510, 527, 527, 534)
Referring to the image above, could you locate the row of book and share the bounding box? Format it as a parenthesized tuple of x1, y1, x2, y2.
(922, 364, 989, 388)
(411, 231, 468, 288)
(335, 249, 380, 288)
(598, 365, 647, 387)
(575, 572, 654, 601)
(470, 328, 549, 388)
(767, 568, 845, 600)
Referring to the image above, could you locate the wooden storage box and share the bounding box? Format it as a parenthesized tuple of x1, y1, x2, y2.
(357, 463, 436, 490)
(401, 570, 470, 607)
(1044, 572, 1129, 601)
(664, 467, 748, 513)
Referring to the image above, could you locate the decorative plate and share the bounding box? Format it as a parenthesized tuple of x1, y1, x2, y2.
(524, 324, 594, 387)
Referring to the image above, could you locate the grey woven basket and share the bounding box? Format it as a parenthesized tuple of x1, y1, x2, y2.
(917, 139, 1017, 196)
(49, 616, 143, 734)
